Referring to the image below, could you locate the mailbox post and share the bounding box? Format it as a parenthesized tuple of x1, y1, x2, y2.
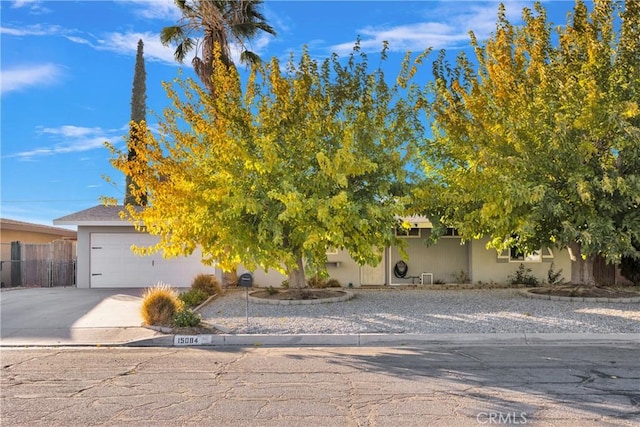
(237, 273, 253, 325)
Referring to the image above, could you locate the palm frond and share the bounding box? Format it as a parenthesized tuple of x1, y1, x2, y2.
(160, 26, 185, 46)
(174, 39, 196, 63)
(240, 50, 261, 65)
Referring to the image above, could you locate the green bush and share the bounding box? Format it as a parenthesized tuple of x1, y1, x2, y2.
(179, 288, 210, 307)
(281, 280, 289, 289)
(140, 283, 184, 326)
(191, 274, 222, 296)
(509, 264, 540, 287)
(173, 308, 201, 327)
(267, 286, 278, 295)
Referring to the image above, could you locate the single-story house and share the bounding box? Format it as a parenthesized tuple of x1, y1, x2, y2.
(54, 206, 574, 289)
(54, 205, 217, 288)
(1, 218, 77, 243)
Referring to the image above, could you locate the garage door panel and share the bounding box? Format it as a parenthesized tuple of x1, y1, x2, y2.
(90, 233, 216, 288)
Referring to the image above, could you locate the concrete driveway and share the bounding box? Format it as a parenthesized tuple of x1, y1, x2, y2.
(0, 287, 164, 346)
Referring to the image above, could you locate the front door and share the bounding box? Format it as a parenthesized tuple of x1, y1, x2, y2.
(360, 261, 385, 286)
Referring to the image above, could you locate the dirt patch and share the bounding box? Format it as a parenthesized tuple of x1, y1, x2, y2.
(528, 285, 640, 299)
(250, 289, 347, 301)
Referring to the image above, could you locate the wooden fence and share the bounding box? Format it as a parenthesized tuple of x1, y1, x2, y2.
(0, 240, 76, 288)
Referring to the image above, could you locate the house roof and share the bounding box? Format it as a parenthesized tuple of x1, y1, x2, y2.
(399, 216, 434, 228)
(53, 205, 142, 226)
(1, 218, 77, 239)
(53, 205, 434, 229)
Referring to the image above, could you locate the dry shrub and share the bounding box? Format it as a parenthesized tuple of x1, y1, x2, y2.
(325, 278, 341, 288)
(192, 274, 222, 296)
(140, 283, 184, 326)
(307, 275, 326, 288)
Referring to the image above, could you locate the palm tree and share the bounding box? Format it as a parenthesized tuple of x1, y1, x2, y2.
(160, 0, 276, 92)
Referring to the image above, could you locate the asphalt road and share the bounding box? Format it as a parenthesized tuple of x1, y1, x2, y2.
(2, 344, 639, 426)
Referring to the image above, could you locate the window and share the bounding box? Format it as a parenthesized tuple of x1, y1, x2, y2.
(442, 228, 460, 238)
(510, 247, 541, 262)
(395, 227, 421, 238)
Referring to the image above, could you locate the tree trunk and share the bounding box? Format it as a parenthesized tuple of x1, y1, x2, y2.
(287, 253, 307, 291)
(567, 242, 596, 286)
(222, 270, 238, 287)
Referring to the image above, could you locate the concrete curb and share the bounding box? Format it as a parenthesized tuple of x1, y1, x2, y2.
(518, 288, 640, 303)
(3, 333, 639, 349)
(125, 332, 640, 348)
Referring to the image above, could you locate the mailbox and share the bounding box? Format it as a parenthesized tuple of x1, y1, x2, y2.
(238, 272, 254, 288)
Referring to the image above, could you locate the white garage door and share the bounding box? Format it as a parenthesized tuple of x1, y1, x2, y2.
(90, 233, 216, 288)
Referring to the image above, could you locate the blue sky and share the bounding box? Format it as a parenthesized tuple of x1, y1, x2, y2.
(1, 0, 581, 227)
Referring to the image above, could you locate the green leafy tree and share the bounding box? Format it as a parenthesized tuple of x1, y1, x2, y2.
(418, 0, 640, 285)
(126, 39, 147, 206)
(109, 44, 428, 290)
(160, 0, 276, 93)
(160, 0, 275, 285)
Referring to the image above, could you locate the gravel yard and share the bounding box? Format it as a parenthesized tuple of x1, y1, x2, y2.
(200, 288, 640, 335)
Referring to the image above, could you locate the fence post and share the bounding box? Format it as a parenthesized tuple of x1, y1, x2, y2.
(10, 241, 22, 287)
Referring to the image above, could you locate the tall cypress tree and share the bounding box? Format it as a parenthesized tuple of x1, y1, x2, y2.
(125, 39, 147, 205)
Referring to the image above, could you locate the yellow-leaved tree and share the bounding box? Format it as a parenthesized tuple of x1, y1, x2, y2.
(109, 42, 429, 290)
(418, 0, 640, 286)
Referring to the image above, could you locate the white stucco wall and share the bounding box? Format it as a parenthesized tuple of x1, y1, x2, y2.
(237, 248, 372, 288)
(390, 229, 470, 284)
(469, 237, 572, 284)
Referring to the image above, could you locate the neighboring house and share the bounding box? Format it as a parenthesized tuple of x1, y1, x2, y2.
(1, 218, 77, 243)
(54, 206, 574, 289)
(1, 218, 77, 287)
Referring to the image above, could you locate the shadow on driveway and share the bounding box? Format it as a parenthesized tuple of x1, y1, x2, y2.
(0, 287, 157, 346)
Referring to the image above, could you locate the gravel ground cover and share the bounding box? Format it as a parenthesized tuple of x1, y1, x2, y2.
(200, 288, 640, 335)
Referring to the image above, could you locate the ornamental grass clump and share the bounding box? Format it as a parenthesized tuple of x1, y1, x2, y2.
(140, 283, 184, 326)
(191, 274, 222, 296)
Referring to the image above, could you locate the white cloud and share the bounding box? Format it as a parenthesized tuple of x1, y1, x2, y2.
(84, 30, 273, 67)
(5, 125, 124, 160)
(4, 122, 166, 161)
(121, 0, 182, 20)
(98, 32, 178, 64)
(64, 31, 178, 65)
(228, 32, 275, 66)
(64, 35, 93, 46)
(39, 125, 106, 138)
(0, 24, 64, 36)
(330, 1, 529, 55)
(10, 0, 51, 14)
(0, 63, 64, 95)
